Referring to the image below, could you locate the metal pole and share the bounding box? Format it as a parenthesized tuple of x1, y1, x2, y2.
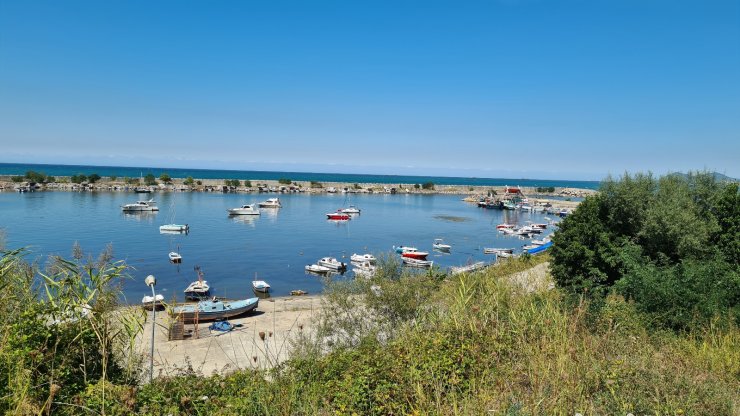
(150, 284, 156, 383)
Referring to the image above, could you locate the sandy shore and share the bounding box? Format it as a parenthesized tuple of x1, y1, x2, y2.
(137, 295, 322, 377)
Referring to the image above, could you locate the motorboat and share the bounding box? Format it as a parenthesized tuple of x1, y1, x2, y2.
(184, 266, 210, 300)
(400, 248, 429, 260)
(252, 280, 271, 293)
(402, 257, 434, 268)
(171, 297, 259, 324)
(530, 238, 550, 246)
(340, 205, 361, 214)
(258, 198, 282, 208)
(326, 211, 351, 220)
(318, 257, 347, 270)
(141, 294, 164, 310)
(228, 204, 260, 215)
(168, 251, 182, 263)
(351, 253, 376, 264)
(433, 238, 452, 252)
(450, 261, 488, 275)
(305, 264, 332, 274)
(393, 245, 417, 254)
(160, 224, 189, 233)
(483, 247, 514, 255)
(121, 199, 159, 212)
(352, 261, 376, 278)
(134, 187, 152, 193)
(496, 223, 516, 230)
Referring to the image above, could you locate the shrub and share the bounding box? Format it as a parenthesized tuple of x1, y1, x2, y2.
(183, 176, 195, 186)
(310, 181, 323, 188)
(421, 181, 434, 190)
(144, 174, 157, 186)
(109, 175, 117, 181)
(244, 180, 252, 188)
(159, 173, 172, 184)
(71, 174, 87, 184)
(278, 178, 292, 185)
(11, 176, 24, 183)
(88, 173, 101, 184)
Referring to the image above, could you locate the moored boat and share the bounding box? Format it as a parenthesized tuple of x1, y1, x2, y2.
(305, 264, 332, 274)
(228, 204, 260, 215)
(184, 266, 210, 300)
(160, 223, 189, 233)
(433, 238, 452, 252)
(258, 198, 282, 208)
(121, 199, 159, 212)
(402, 257, 434, 268)
(400, 248, 429, 260)
(171, 297, 259, 324)
(326, 211, 351, 220)
(318, 257, 347, 270)
(483, 247, 514, 255)
(340, 205, 361, 214)
(252, 280, 271, 293)
(496, 223, 516, 230)
(168, 251, 182, 263)
(351, 253, 376, 263)
(393, 245, 416, 254)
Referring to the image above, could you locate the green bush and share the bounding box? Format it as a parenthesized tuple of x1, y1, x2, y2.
(278, 178, 292, 185)
(183, 176, 195, 186)
(422, 181, 434, 190)
(88, 173, 101, 183)
(11, 175, 23, 183)
(144, 174, 157, 186)
(159, 173, 172, 184)
(71, 174, 87, 184)
(310, 181, 323, 188)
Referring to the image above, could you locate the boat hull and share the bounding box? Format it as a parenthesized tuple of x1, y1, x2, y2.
(172, 298, 259, 324)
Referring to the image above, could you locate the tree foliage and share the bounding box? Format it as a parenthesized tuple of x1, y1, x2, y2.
(143, 174, 157, 186)
(159, 173, 172, 184)
(551, 171, 740, 330)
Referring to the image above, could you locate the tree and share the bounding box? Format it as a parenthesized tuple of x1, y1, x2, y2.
(88, 174, 101, 184)
(183, 176, 195, 186)
(159, 173, 172, 184)
(421, 182, 434, 190)
(10, 176, 23, 183)
(109, 175, 117, 181)
(71, 174, 88, 184)
(24, 171, 47, 183)
(144, 174, 157, 186)
(414, 184, 420, 189)
(244, 180, 252, 188)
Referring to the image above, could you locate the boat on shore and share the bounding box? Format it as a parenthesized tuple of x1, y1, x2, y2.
(525, 240, 553, 255)
(121, 199, 159, 212)
(228, 204, 260, 215)
(258, 198, 282, 208)
(171, 297, 259, 324)
(402, 257, 434, 268)
(483, 247, 514, 255)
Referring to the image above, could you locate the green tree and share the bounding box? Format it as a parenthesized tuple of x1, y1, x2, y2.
(159, 173, 172, 184)
(10, 176, 23, 183)
(24, 170, 47, 183)
(183, 176, 195, 186)
(144, 174, 157, 186)
(244, 180, 252, 188)
(88, 173, 101, 184)
(71, 174, 88, 184)
(421, 182, 434, 190)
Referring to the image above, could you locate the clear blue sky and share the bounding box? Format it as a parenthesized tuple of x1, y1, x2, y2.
(1, 0, 738, 180)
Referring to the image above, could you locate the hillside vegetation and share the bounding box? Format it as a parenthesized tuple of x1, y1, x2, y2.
(0, 171, 737, 415)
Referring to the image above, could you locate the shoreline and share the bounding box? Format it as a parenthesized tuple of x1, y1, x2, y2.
(0, 175, 597, 198)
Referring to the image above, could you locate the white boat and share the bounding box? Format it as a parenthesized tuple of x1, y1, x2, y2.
(121, 199, 159, 212)
(531, 223, 548, 230)
(522, 244, 538, 251)
(402, 257, 434, 268)
(450, 261, 487, 275)
(318, 257, 347, 270)
(160, 224, 189, 233)
(340, 205, 361, 214)
(352, 260, 376, 278)
(483, 247, 514, 255)
(433, 238, 452, 252)
(184, 266, 210, 299)
(252, 280, 271, 293)
(394, 245, 417, 254)
(305, 264, 332, 274)
(258, 198, 281, 208)
(530, 238, 550, 246)
(351, 253, 376, 264)
(228, 204, 260, 215)
(141, 294, 164, 310)
(168, 251, 182, 263)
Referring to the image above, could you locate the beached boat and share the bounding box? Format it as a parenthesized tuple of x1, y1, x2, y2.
(305, 264, 332, 274)
(522, 244, 538, 251)
(351, 253, 377, 263)
(450, 261, 488, 275)
(400, 248, 429, 260)
(160, 223, 189, 233)
(340, 205, 361, 214)
(252, 280, 271, 293)
(402, 257, 434, 268)
(258, 198, 282, 208)
(326, 211, 351, 220)
(184, 266, 210, 300)
(141, 294, 164, 310)
(228, 204, 260, 215)
(433, 238, 452, 252)
(318, 257, 347, 270)
(168, 251, 182, 263)
(171, 297, 259, 324)
(121, 199, 159, 212)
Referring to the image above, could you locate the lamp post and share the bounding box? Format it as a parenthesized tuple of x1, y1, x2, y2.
(145, 274, 157, 383)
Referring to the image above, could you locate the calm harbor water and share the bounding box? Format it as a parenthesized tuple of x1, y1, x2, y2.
(0, 191, 557, 302)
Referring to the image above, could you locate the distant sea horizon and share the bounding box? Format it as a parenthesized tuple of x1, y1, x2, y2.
(0, 162, 601, 190)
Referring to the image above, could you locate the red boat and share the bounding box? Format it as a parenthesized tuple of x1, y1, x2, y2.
(496, 223, 516, 230)
(401, 248, 429, 260)
(326, 211, 351, 220)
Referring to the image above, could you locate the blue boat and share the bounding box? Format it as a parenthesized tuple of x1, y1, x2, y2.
(172, 297, 259, 323)
(525, 241, 553, 255)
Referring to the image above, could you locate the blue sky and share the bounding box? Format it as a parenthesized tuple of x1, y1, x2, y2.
(1, 0, 738, 180)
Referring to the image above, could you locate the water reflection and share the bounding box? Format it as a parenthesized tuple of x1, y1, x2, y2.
(122, 211, 158, 223)
(230, 215, 258, 227)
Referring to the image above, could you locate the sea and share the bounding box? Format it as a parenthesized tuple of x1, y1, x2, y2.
(0, 189, 563, 303)
(0, 163, 601, 189)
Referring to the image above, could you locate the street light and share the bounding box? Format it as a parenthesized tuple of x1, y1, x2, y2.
(145, 274, 156, 383)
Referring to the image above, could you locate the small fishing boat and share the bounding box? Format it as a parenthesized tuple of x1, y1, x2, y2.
(141, 294, 164, 310)
(483, 247, 514, 255)
(184, 266, 210, 300)
(340, 205, 361, 214)
(258, 198, 282, 208)
(400, 248, 429, 260)
(352, 260, 376, 278)
(351, 253, 376, 264)
(522, 244, 538, 251)
(433, 238, 452, 252)
(326, 211, 351, 220)
(290, 289, 308, 296)
(121, 199, 159, 212)
(530, 238, 550, 246)
(228, 204, 260, 215)
(450, 261, 488, 275)
(402, 257, 434, 268)
(318, 257, 347, 270)
(252, 280, 271, 293)
(168, 251, 182, 263)
(172, 297, 259, 324)
(496, 223, 516, 230)
(160, 223, 189, 233)
(393, 245, 417, 254)
(134, 187, 152, 193)
(305, 264, 332, 274)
